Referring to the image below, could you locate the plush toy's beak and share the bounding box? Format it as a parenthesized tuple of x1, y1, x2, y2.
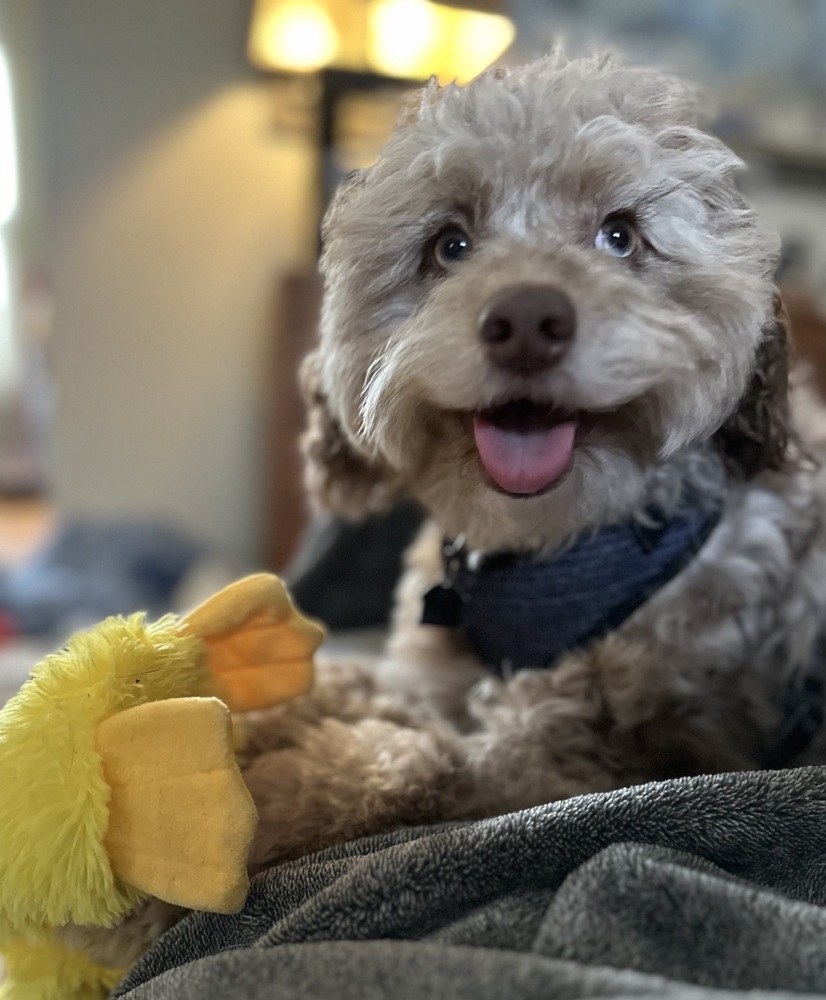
(183, 574, 325, 713)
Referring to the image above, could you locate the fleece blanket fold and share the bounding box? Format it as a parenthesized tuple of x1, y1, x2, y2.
(114, 766, 826, 999)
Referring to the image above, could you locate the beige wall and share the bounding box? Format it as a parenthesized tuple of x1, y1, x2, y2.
(17, 0, 317, 561)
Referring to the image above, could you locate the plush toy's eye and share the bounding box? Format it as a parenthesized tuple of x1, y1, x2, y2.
(595, 216, 638, 258)
(432, 228, 471, 268)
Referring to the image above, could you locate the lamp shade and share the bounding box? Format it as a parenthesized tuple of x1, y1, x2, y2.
(247, 0, 515, 82)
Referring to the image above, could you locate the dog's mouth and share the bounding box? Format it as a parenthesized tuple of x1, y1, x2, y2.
(472, 399, 579, 496)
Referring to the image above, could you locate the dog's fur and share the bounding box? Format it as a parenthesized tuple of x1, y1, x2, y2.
(73, 52, 826, 968)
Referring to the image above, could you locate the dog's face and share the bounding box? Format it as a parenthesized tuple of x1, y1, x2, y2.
(306, 53, 784, 551)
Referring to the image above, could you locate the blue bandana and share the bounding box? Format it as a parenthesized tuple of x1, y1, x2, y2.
(422, 503, 721, 675)
(421, 502, 824, 768)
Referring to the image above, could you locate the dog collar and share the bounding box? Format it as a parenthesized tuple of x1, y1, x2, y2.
(421, 501, 721, 675)
(421, 503, 825, 768)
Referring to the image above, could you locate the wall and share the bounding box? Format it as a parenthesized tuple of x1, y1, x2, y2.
(22, 0, 317, 561)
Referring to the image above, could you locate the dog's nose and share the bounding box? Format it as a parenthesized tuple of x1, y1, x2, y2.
(479, 284, 576, 375)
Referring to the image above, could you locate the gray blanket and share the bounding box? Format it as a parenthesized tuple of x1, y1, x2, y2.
(115, 766, 826, 999)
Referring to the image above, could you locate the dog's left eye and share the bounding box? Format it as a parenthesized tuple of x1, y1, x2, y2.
(595, 217, 638, 258)
(432, 228, 472, 268)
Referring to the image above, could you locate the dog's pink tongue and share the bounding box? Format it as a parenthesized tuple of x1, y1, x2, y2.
(473, 413, 577, 495)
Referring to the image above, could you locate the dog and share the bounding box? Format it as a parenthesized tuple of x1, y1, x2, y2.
(249, 49, 826, 851)
(68, 51, 826, 969)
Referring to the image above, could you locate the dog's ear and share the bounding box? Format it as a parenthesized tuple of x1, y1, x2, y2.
(714, 294, 795, 479)
(300, 351, 401, 518)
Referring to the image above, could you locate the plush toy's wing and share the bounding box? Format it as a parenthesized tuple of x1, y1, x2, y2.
(96, 697, 257, 913)
(183, 573, 325, 713)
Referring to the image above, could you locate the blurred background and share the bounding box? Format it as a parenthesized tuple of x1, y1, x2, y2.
(0, 0, 824, 692)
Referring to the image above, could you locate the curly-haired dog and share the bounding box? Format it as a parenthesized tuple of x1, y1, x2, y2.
(268, 50, 826, 845)
(68, 52, 826, 968)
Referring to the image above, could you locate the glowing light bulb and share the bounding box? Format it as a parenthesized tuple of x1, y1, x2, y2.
(368, 0, 437, 79)
(367, 0, 515, 83)
(249, 1, 339, 73)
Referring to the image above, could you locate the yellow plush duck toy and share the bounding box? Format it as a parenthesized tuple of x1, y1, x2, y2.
(0, 573, 324, 1000)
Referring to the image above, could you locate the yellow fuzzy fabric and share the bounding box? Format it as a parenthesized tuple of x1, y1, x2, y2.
(0, 614, 203, 939)
(0, 939, 126, 1000)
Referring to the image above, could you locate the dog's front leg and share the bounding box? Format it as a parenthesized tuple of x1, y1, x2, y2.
(244, 707, 472, 867)
(240, 645, 625, 865)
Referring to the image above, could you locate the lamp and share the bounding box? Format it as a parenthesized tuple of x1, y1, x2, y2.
(247, 0, 515, 84)
(248, 0, 515, 214)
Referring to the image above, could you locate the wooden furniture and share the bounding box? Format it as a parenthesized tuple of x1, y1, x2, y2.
(785, 285, 826, 398)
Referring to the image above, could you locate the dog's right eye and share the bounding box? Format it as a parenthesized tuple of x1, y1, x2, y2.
(595, 216, 639, 258)
(432, 228, 472, 269)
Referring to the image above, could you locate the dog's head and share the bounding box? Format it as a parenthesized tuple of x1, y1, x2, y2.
(304, 52, 788, 550)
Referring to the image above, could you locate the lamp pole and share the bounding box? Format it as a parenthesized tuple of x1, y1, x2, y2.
(315, 67, 418, 250)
